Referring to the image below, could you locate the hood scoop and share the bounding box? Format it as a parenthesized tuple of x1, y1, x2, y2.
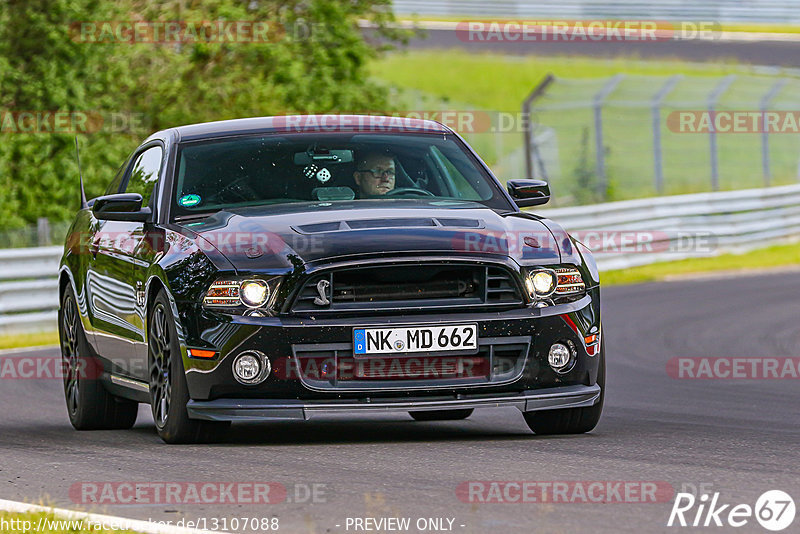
(294, 217, 484, 234)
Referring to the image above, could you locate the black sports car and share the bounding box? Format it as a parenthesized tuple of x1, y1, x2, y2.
(59, 115, 604, 443)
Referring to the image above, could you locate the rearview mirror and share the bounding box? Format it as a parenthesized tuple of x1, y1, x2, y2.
(92, 193, 151, 222)
(507, 179, 550, 207)
(294, 148, 354, 165)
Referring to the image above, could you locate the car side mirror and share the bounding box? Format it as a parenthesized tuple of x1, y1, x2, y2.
(92, 193, 151, 222)
(507, 179, 550, 207)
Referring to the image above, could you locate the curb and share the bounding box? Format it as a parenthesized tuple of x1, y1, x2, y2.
(0, 499, 225, 534)
(0, 344, 60, 355)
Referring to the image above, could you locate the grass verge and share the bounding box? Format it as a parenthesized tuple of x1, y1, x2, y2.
(601, 242, 800, 285)
(0, 511, 139, 533)
(372, 50, 754, 112)
(0, 331, 59, 350)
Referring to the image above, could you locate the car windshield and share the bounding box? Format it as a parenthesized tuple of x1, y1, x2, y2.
(171, 132, 510, 218)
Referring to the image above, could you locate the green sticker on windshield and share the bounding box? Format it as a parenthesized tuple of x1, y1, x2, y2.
(179, 194, 202, 207)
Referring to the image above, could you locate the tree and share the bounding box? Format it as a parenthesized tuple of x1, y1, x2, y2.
(0, 0, 404, 228)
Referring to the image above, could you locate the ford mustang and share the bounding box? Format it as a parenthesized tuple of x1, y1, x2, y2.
(58, 115, 604, 443)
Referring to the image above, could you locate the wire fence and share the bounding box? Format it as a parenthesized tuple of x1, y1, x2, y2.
(526, 74, 800, 206)
(390, 88, 529, 187)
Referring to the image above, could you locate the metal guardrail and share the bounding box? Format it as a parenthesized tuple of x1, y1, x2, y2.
(0, 246, 61, 334)
(391, 0, 800, 23)
(3, 184, 800, 333)
(538, 183, 800, 270)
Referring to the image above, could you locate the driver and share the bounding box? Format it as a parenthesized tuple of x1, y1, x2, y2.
(354, 151, 396, 197)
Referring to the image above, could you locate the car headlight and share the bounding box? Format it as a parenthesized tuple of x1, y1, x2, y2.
(525, 267, 585, 301)
(240, 280, 269, 308)
(204, 277, 280, 312)
(526, 269, 556, 299)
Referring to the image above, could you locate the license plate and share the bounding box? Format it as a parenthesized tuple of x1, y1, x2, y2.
(353, 324, 478, 355)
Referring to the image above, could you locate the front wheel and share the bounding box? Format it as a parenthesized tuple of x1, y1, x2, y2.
(523, 338, 605, 435)
(149, 291, 229, 444)
(409, 409, 474, 421)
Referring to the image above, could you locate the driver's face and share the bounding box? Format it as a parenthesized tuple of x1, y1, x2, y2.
(354, 155, 396, 196)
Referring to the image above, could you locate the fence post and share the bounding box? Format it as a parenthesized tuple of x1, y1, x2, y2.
(36, 218, 50, 247)
(522, 74, 555, 180)
(707, 75, 736, 191)
(593, 75, 624, 199)
(651, 75, 682, 195)
(760, 79, 787, 186)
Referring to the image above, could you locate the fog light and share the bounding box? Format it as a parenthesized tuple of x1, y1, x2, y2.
(548, 343, 573, 373)
(232, 351, 270, 385)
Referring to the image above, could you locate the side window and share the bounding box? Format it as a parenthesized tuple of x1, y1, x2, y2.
(123, 146, 163, 207)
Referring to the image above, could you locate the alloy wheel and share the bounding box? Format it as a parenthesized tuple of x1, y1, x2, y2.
(61, 295, 81, 416)
(149, 303, 172, 428)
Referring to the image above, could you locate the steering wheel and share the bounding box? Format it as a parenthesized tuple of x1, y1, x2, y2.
(384, 187, 435, 197)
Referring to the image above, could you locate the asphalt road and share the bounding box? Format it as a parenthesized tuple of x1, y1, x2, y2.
(399, 28, 800, 68)
(1, 272, 799, 533)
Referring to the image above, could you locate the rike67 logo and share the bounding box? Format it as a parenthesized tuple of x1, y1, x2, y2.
(668, 490, 795, 531)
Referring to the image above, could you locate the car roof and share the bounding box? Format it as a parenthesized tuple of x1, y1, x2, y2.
(160, 115, 453, 142)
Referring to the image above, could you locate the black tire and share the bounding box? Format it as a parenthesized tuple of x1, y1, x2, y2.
(409, 409, 474, 421)
(149, 291, 229, 444)
(523, 338, 605, 435)
(60, 288, 138, 430)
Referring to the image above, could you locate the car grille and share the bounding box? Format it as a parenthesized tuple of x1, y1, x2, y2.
(352, 355, 487, 379)
(290, 263, 523, 313)
(290, 336, 530, 391)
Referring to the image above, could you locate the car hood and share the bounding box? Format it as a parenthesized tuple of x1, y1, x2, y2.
(181, 201, 569, 271)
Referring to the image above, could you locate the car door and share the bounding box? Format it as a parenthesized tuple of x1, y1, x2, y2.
(88, 144, 164, 379)
(85, 155, 133, 356)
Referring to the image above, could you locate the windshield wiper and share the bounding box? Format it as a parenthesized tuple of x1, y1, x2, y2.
(174, 211, 217, 222)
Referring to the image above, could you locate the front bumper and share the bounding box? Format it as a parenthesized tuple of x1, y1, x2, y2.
(180, 289, 601, 401)
(186, 384, 601, 421)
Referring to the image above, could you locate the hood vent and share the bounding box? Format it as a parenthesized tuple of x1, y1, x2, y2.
(294, 218, 483, 234)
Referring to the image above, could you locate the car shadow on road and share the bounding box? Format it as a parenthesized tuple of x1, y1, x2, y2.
(120, 416, 603, 446)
